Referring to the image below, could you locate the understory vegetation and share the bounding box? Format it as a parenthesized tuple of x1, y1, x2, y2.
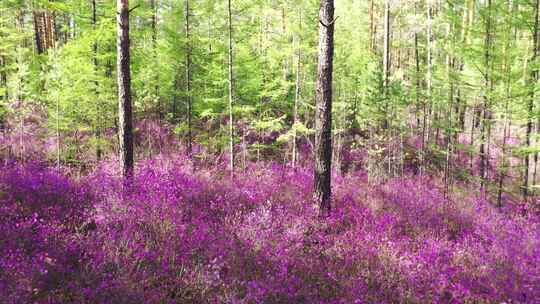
(1, 124, 540, 303)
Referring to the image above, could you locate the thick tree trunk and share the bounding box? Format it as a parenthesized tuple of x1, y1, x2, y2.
(44, 11, 55, 49)
(117, 0, 134, 181)
(33, 12, 44, 54)
(33, 10, 56, 54)
(314, 0, 335, 216)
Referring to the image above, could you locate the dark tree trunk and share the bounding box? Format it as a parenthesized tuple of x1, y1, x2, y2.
(0, 56, 7, 102)
(117, 0, 134, 181)
(0, 55, 6, 129)
(33, 12, 44, 54)
(314, 0, 335, 216)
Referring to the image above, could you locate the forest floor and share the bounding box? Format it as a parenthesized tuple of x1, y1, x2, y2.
(1, 120, 540, 304)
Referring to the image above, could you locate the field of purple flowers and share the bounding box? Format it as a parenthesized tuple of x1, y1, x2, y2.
(1, 147, 539, 303)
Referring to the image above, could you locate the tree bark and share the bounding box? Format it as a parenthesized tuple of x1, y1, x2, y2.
(227, 0, 235, 178)
(524, 0, 539, 199)
(92, 0, 102, 161)
(479, 0, 493, 191)
(185, 0, 192, 156)
(33, 11, 44, 54)
(150, 0, 162, 122)
(498, 21, 513, 206)
(369, 0, 375, 53)
(382, 0, 390, 129)
(444, 13, 454, 197)
(117, 0, 134, 181)
(185, 0, 193, 157)
(292, 9, 302, 168)
(414, 29, 420, 128)
(44, 11, 55, 50)
(314, 0, 335, 216)
(422, 1, 433, 173)
(0, 56, 7, 108)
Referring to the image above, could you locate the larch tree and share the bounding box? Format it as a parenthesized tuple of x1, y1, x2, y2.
(292, 8, 302, 169)
(314, 0, 335, 216)
(479, 0, 493, 191)
(524, 0, 539, 199)
(382, 0, 390, 129)
(185, 0, 192, 156)
(92, 0, 102, 161)
(150, 0, 162, 121)
(117, 0, 134, 181)
(227, 0, 235, 178)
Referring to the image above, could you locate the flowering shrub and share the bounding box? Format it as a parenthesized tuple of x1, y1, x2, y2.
(1, 157, 539, 303)
(0, 162, 95, 303)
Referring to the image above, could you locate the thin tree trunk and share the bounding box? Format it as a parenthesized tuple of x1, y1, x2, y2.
(469, 100, 476, 170)
(257, 13, 269, 162)
(92, 0, 102, 161)
(479, 0, 493, 191)
(172, 73, 179, 122)
(227, 0, 235, 178)
(369, 0, 375, 53)
(0, 56, 7, 114)
(185, 0, 192, 156)
(498, 32, 513, 206)
(117, 0, 134, 181)
(524, 0, 539, 199)
(56, 94, 61, 169)
(314, 0, 335, 216)
(69, 14, 76, 39)
(414, 29, 420, 128)
(382, 0, 390, 129)
(292, 9, 302, 168)
(423, 1, 433, 173)
(534, 118, 539, 190)
(150, 0, 162, 123)
(444, 15, 454, 198)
